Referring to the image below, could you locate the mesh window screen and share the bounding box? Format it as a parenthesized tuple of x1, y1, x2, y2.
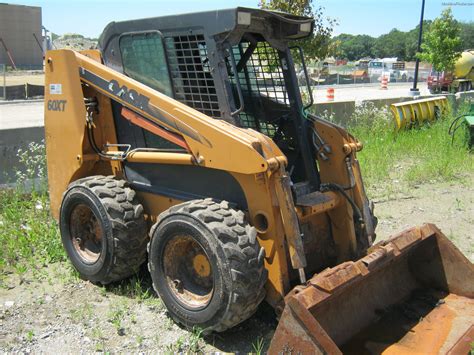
(229, 41, 290, 137)
(120, 32, 173, 97)
(164, 34, 221, 119)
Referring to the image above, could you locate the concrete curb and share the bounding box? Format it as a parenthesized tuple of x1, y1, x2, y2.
(0, 98, 44, 105)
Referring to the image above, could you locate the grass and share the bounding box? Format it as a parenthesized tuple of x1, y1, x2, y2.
(0, 189, 64, 279)
(107, 274, 154, 302)
(70, 302, 94, 325)
(252, 337, 265, 355)
(25, 330, 34, 342)
(107, 301, 128, 334)
(165, 326, 204, 354)
(325, 101, 474, 195)
(0, 141, 65, 282)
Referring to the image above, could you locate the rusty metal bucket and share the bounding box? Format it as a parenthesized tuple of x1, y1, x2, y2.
(269, 224, 474, 354)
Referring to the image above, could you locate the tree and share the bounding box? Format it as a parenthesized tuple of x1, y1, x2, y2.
(333, 34, 376, 60)
(374, 29, 407, 59)
(259, 0, 337, 61)
(459, 22, 474, 49)
(417, 8, 462, 72)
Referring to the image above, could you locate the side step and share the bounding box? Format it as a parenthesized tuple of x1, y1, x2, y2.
(295, 190, 340, 219)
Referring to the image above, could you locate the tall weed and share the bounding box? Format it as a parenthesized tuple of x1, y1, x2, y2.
(316, 101, 473, 193)
(0, 141, 63, 278)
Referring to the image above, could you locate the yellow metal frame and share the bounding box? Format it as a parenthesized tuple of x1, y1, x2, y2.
(44, 49, 373, 308)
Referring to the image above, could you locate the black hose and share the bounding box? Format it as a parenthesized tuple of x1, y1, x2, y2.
(86, 121, 111, 160)
(320, 182, 364, 226)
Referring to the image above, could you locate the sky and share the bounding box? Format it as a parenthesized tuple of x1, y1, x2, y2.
(5, 0, 474, 39)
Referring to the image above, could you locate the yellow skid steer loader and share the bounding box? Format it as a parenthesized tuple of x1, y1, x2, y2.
(44, 8, 474, 353)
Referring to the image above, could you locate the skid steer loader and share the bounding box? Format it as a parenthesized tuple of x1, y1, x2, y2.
(44, 7, 474, 353)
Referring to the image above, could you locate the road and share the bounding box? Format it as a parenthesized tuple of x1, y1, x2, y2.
(0, 82, 431, 130)
(0, 101, 44, 130)
(312, 82, 430, 103)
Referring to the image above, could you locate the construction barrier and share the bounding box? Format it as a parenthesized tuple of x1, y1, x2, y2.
(0, 84, 26, 100)
(380, 76, 388, 90)
(390, 96, 448, 131)
(0, 84, 45, 100)
(26, 83, 45, 98)
(326, 88, 334, 101)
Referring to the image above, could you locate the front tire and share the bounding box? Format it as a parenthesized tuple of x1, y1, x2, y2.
(148, 198, 267, 333)
(60, 176, 148, 284)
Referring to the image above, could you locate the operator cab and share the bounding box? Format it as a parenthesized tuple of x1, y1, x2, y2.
(99, 7, 319, 188)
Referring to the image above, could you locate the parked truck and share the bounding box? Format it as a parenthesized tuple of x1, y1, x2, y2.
(428, 50, 474, 93)
(368, 57, 408, 82)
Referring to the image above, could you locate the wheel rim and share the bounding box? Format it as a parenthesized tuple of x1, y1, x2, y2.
(69, 203, 103, 263)
(163, 234, 214, 310)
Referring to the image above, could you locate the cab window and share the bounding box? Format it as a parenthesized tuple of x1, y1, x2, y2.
(119, 32, 181, 150)
(120, 32, 173, 97)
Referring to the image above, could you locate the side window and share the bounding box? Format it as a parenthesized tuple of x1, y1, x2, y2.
(119, 32, 183, 151)
(120, 32, 173, 97)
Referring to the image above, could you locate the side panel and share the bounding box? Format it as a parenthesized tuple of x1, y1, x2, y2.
(45, 51, 121, 219)
(125, 163, 248, 208)
(44, 51, 90, 218)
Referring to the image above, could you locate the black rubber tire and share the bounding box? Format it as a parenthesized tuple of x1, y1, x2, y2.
(148, 198, 267, 333)
(60, 175, 148, 284)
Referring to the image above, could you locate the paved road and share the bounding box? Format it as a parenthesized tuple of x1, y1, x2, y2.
(313, 82, 430, 103)
(0, 82, 431, 129)
(0, 101, 44, 130)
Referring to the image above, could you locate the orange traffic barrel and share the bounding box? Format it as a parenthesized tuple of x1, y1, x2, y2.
(326, 88, 335, 101)
(381, 76, 388, 90)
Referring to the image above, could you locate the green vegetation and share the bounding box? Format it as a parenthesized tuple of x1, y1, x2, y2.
(25, 330, 34, 342)
(165, 326, 204, 353)
(252, 337, 265, 355)
(0, 141, 64, 282)
(107, 301, 128, 334)
(70, 302, 94, 325)
(107, 274, 153, 301)
(0, 189, 64, 280)
(418, 8, 462, 72)
(341, 102, 473, 194)
(333, 19, 472, 61)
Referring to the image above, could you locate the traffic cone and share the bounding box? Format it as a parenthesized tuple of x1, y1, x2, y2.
(326, 88, 335, 101)
(380, 76, 388, 90)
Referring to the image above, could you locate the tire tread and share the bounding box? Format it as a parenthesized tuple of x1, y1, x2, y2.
(149, 198, 267, 332)
(67, 176, 147, 284)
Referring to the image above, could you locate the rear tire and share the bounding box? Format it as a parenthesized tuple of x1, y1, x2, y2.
(60, 176, 148, 284)
(148, 198, 267, 333)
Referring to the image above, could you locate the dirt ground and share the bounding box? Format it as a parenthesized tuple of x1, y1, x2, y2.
(373, 175, 474, 261)
(3, 72, 45, 86)
(0, 176, 472, 353)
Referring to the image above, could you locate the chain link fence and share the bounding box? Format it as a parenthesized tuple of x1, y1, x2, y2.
(302, 64, 431, 87)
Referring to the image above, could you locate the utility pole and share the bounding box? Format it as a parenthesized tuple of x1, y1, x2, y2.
(410, 0, 425, 96)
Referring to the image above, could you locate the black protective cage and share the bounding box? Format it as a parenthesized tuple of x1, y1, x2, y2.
(99, 7, 320, 187)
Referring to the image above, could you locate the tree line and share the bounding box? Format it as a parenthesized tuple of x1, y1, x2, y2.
(332, 21, 473, 61)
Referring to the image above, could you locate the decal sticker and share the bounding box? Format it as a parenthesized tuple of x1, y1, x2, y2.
(49, 83, 62, 95)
